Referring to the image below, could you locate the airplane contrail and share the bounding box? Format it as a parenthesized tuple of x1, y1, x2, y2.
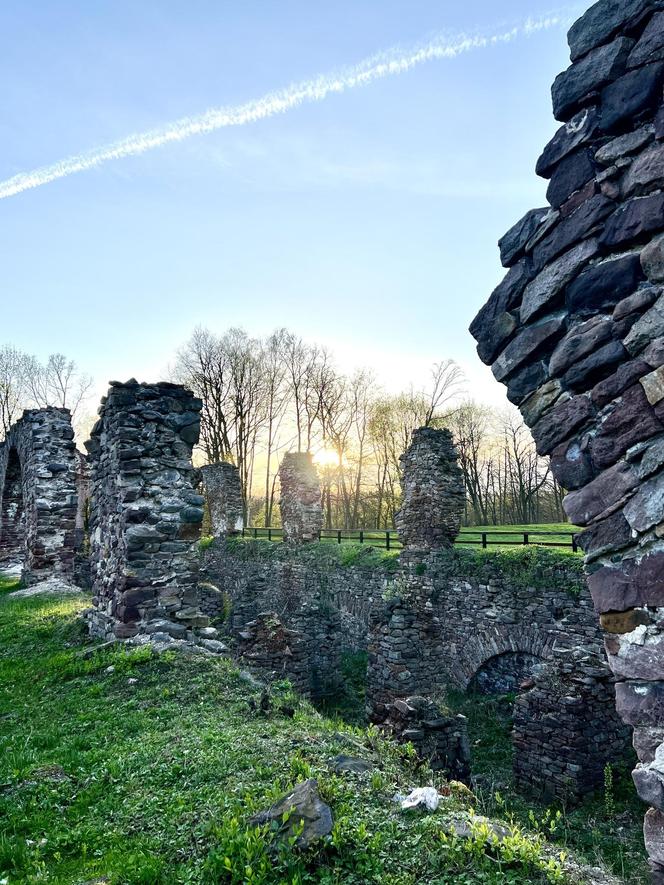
(0, 11, 572, 200)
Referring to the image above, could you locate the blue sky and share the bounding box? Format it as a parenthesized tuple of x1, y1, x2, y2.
(1, 1, 587, 405)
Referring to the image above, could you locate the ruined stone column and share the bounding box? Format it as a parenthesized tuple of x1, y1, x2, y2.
(470, 1, 664, 872)
(395, 427, 465, 550)
(0, 407, 78, 584)
(201, 462, 244, 536)
(86, 380, 206, 639)
(278, 452, 322, 544)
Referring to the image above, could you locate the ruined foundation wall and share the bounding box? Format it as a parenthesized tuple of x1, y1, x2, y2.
(86, 380, 205, 639)
(202, 540, 387, 654)
(0, 408, 78, 584)
(366, 551, 629, 801)
(469, 0, 664, 867)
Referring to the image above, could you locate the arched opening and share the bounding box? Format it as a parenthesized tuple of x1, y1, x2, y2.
(0, 448, 25, 566)
(468, 651, 545, 695)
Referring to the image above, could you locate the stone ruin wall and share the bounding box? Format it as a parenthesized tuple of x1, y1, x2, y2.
(470, 0, 664, 871)
(200, 461, 244, 537)
(202, 428, 627, 799)
(86, 380, 207, 640)
(0, 407, 78, 585)
(395, 427, 466, 549)
(366, 550, 629, 802)
(279, 452, 323, 544)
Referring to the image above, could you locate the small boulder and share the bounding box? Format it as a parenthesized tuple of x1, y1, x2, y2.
(250, 779, 333, 848)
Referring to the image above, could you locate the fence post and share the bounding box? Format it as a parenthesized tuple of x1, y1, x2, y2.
(386, 531, 391, 550)
(572, 534, 578, 553)
(337, 530, 342, 544)
(268, 528, 272, 541)
(254, 527, 258, 539)
(524, 532, 529, 545)
(359, 530, 364, 544)
(482, 532, 487, 549)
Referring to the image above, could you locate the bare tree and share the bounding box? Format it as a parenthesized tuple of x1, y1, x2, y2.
(0, 346, 30, 438)
(423, 359, 465, 426)
(26, 353, 93, 419)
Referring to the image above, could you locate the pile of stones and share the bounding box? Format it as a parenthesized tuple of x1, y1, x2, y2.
(378, 695, 471, 783)
(470, 0, 664, 872)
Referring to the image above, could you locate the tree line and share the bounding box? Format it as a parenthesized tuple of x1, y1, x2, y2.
(0, 333, 567, 528)
(172, 327, 567, 528)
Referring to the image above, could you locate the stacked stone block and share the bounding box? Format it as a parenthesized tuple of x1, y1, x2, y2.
(469, 0, 664, 870)
(279, 452, 322, 544)
(86, 380, 206, 639)
(395, 427, 465, 550)
(380, 696, 471, 783)
(0, 408, 78, 584)
(513, 645, 629, 801)
(201, 462, 244, 536)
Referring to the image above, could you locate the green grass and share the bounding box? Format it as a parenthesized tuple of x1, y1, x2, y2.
(0, 578, 621, 884)
(457, 524, 580, 555)
(445, 691, 649, 884)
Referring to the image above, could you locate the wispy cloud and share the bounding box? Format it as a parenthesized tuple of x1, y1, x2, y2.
(0, 11, 572, 200)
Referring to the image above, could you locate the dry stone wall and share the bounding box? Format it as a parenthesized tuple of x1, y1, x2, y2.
(396, 427, 465, 550)
(86, 380, 206, 639)
(0, 408, 78, 584)
(279, 452, 322, 544)
(201, 462, 244, 536)
(366, 550, 629, 801)
(469, 0, 664, 870)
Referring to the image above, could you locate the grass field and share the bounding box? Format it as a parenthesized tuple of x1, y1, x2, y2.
(0, 573, 631, 884)
(240, 523, 581, 554)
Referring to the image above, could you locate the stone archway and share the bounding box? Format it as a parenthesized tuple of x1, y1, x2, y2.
(468, 650, 545, 695)
(0, 408, 78, 584)
(453, 625, 555, 692)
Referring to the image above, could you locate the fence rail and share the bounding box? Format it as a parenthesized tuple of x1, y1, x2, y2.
(240, 526, 580, 552)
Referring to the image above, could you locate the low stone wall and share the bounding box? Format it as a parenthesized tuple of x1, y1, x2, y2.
(202, 539, 389, 654)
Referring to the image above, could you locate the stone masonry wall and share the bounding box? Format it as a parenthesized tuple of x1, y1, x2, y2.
(279, 452, 322, 544)
(395, 427, 466, 550)
(202, 540, 387, 654)
(204, 537, 627, 799)
(0, 408, 78, 584)
(201, 462, 244, 537)
(366, 550, 629, 801)
(469, 0, 664, 870)
(86, 380, 206, 639)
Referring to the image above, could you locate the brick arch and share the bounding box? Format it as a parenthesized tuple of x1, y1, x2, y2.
(454, 625, 556, 691)
(0, 408, 78, 584)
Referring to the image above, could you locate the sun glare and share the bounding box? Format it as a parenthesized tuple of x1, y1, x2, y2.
(313, 448, 340, 468)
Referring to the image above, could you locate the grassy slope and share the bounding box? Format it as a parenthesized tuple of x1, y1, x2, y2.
(446, 692, 649, 884)
(0, 575, 632, 885)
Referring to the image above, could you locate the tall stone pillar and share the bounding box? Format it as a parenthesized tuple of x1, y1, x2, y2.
(395, 427, 465, 550)
(0, 408, 78, 584)
(278, 452, 322, 544)
(470, 1, 664, 872)
(201, 462, 244, 536)
(86, 380, 206, 639)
